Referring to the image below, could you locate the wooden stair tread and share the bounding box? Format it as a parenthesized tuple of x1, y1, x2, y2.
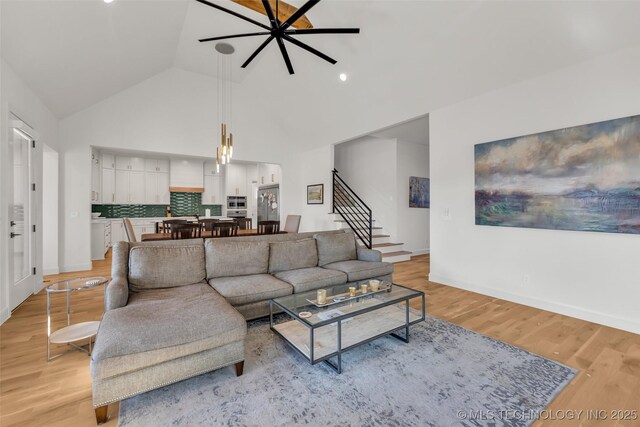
(372, 234, 390, 238)
(372, 242, 404, 248)
(382, 251, 412, 257)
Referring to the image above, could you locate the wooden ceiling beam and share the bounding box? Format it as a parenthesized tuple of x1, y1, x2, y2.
(231, 0, 313, 29)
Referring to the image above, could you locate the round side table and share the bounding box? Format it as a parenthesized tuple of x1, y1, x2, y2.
(46, 276, 108, 361)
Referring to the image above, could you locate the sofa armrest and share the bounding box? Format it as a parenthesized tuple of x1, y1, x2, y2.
(357, 248, 382, 262)
(105, 277, 129, 311)
(105, 241, 130, 311)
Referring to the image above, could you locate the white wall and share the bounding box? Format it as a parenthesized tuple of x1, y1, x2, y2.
(429, 47, 640, 334)
(58, 67, 291, 272)
(334, 136, 398, 238)
(281, 145, 335, 233)
(0, 59, 59, 324)
(42, 145, 59, 275)
(396, 140, 430, 254)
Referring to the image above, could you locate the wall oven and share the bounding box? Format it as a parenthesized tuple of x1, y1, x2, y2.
(227, 196, 247, 209)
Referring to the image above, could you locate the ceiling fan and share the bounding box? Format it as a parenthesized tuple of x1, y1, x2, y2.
(195, 0, 360, 75)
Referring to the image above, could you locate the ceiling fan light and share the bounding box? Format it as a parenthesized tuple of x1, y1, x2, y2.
(339, 73, 347, 82)
(104, 0, 114, 3)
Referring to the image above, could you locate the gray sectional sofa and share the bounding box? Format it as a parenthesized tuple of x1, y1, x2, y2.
(90, 229, 393, 423)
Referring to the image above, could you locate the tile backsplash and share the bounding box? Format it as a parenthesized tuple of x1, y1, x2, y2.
(92, 192, 222, 218)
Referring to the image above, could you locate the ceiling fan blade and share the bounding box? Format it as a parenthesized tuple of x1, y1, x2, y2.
(282, 34, 336, 65)
(281, 0, 320, 30)
(241, 35, 275, 68)
(261, 0, 277, 26)
(276, 36, 295, 74)
(195, 0, 270, 31)
(199, 31, 271, 43)
(285, 28, 360, 35)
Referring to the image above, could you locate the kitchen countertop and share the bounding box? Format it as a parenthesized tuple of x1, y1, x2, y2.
(92, 216, 233, 224)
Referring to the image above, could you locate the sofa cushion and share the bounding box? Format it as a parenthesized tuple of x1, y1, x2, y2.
(322, 260, 393, 282)
(314, 232, 357, 267)
(205, 240, 269, 278)
(269, 238, 318, 274)
(209, 274, 292, 306)
(274, 267, 347, 294)
(91, 283, 245, 380)
(128, 244, 206, 291)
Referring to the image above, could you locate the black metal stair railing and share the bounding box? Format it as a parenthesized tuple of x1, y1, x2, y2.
(332, 169, 373, 249)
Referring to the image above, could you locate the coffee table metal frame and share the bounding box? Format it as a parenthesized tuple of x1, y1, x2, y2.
(270, 282, 425, 374)
(46, 276, 108, 361)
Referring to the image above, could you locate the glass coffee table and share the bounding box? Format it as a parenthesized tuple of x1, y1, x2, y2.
(270, 282, 425, 373)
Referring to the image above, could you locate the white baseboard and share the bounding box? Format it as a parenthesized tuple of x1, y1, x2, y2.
(61, 263, 93, 273)
(428, 273, 640, 335)
(0, 307, 10, 326)
(43, 267, 60, 275)
(411, 249, 430, 256)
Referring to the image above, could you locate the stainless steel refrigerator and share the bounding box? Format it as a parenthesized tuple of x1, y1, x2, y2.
(258, 185, 280, 222)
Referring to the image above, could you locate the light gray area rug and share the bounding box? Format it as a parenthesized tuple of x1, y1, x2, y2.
(119, 315, 576, 427)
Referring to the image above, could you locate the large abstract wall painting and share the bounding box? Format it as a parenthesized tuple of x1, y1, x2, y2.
(475, 115, 640, 235)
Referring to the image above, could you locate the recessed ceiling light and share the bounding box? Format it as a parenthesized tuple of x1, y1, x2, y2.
(104, 0, 114, 3)
(339, 73, 347, 82)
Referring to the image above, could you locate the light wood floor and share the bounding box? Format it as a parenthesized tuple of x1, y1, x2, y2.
(1, 254, 639, 426)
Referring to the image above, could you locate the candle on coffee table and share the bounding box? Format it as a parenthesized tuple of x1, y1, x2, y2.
(317, 289, 327, 305)
(370, 280, 380, 291)
(360, 284, 368, 294)
(349, 287, 356, 297)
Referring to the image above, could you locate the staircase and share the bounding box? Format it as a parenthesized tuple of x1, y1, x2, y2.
(331, 169, 412, 263)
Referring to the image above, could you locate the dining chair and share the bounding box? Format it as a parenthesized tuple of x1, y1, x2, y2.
(212, 222, 239, 237)
(199, 218, 220, 232)
(123, 218, 137, 243)
(161, 219, 188, 233)
(235, 218, 252, 230)
(283, 215, 301, 233)
(257, 220, 280, 235)
(170, 223, 202, 240)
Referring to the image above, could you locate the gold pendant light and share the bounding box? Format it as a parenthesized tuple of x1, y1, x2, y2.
(215, 42, 235, 173)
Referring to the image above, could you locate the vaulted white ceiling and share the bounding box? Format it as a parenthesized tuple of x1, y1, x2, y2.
(3, 0, 640, 123)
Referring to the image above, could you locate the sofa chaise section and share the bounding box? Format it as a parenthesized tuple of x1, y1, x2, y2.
(91, 240, 246, 424)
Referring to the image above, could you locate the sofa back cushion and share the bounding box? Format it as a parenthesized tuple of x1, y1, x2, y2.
(268, 238, 318, 274)
(205, 239, 270, 278)
(314, 232, 357, 266)
(128, 244, 206, 291)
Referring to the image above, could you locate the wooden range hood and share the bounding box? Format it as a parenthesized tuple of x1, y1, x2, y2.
(170, 187, 204, 193)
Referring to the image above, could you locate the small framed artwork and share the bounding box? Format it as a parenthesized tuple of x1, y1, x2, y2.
(307, 184, 324, 205)
(409, 176, 430, 208)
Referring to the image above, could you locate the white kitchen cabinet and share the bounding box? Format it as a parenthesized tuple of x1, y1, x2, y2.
(111, 219, 124, 243)
(102, 168, 115, 204)
(225, 163, 247, 196)
(91, 154, 101, 203)
(102, 153, 115, 169)
(91, 221, 111, 260)
(202, 175, 222, 204)
(115, 170, 145, 204)
(130, 171, 145, 203)
(259, 163, 281, 186)
(145, 172, 170, 204)
(145, 159, 170, 173)
(204, 160, 219, 176)
(116, 156, 145, 171)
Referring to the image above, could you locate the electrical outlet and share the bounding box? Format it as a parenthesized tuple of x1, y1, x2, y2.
(443, 207, 452, 221)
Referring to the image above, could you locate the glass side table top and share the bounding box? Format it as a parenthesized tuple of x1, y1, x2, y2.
(46, 276, 108, 293)
(272, 281, 422, 326)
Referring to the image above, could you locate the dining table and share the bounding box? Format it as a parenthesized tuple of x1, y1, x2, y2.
(140, 229, 287, 242)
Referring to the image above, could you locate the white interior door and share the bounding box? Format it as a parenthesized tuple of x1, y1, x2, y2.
(8, 123, 36, 310)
